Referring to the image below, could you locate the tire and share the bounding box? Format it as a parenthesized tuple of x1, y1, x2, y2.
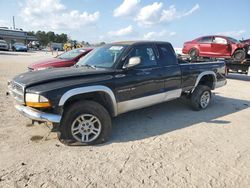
(190, 85, 211, 111)
(189, 48, 199, 59)
(233, 50, 246, 61)
(58, 100, 112, 146)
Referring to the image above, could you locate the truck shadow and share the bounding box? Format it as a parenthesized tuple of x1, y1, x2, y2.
(227, 74, 250, 81)
(111, 94, 249, 143)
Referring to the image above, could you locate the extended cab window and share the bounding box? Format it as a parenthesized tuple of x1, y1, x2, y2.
(157, 44, 177, 66)
(198, 37, 212, 43)
(128, 45, 157, 68)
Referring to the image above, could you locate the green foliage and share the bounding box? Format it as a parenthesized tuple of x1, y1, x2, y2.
(27, 31, 68, 46)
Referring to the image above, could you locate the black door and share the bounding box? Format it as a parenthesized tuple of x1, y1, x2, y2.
(155, 43, 182, 98)
(114, 44, 165, 114)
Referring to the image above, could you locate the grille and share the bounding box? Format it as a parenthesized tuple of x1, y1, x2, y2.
(9, 81, 24, 103)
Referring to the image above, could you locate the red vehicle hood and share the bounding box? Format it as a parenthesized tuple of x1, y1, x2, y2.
(29, 58, 72, 70)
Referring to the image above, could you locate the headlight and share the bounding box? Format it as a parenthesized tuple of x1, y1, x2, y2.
(25, 93, 51, 108)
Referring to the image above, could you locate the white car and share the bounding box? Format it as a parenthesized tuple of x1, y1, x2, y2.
(0, 40, 9, 51)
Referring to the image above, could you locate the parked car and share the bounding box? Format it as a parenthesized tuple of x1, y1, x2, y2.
(0, 40, 9, 51)
(182, 35, 248, 61)
(12, 43, 28, 52)
(8, 41, 226, 145)
(28, 41, 40, 50)
(28, 48, 93, 71)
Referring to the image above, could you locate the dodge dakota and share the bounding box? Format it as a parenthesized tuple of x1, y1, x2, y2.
(8, 41, 227, 145)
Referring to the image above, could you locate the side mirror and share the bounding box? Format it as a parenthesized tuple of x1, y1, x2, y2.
(123, 57, 141, 69)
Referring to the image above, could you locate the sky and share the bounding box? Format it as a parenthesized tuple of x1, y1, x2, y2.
(0, 0, 249, 47)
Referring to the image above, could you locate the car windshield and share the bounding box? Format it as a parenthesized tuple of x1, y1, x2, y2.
(77, 44, 127, 68)
(58, 48, 86, 60)
(0, 40, 7, 44)
(227, 37, 239, 43)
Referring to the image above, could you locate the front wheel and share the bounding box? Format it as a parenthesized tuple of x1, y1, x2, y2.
(58, 101, 112, 145)
(190, 85, 211, 110)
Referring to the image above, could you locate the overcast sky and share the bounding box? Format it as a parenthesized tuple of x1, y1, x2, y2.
(0, 0, 249, 47)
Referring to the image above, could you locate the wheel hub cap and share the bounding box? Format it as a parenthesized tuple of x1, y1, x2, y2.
(200, 91, 210, 108)
(71, 114, 101, 143)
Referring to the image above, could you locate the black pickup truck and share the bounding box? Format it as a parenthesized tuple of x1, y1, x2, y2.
(8, 41, 227, 145)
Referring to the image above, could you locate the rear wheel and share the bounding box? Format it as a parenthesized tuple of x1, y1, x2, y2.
(190, 85, 211, 110)
(233, 50, 246, 61)
(58, 101, 112, 145)
(189, 48, 199, 59)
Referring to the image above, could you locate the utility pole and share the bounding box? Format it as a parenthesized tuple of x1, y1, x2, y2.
(13, 16, 15, 29)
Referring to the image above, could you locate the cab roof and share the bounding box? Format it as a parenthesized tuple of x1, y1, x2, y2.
(111, 41, 171, 46)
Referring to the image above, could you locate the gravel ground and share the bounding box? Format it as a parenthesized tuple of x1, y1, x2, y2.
(0, 51, 250, 188)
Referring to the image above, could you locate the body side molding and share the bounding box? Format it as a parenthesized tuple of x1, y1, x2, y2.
(117, 89, 182, 115)
(58, 85, 118, 116)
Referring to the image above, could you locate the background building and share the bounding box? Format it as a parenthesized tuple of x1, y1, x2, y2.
(0, 27, 38, 47)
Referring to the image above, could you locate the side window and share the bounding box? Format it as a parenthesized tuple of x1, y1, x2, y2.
(198, 37, 212, 43)
(128, 45, 157, 68)
(213, 37, 227, 44)
(157, 44, 177, 66)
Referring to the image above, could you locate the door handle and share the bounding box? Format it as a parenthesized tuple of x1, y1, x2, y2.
(115, 74, 125, 78)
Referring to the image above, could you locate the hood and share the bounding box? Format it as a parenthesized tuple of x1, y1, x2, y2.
(13, 66, 114, 87)
(29, 58, 67, 69)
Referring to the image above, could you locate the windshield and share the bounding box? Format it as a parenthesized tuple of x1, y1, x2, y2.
(58, 48, 86, 60)
(77, 44, 127, 68)
(227, 37, 239, 43)
(0, 40, 7, 44)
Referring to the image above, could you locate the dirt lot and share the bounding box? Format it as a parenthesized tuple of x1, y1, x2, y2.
(0, 51, 250, 188)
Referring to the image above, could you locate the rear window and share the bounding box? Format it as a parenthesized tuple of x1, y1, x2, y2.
(157, 44, 177, 66)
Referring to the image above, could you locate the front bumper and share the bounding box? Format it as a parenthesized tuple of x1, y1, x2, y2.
(15, 105, 61, 123)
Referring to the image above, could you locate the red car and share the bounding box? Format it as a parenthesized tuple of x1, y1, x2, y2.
(182, 35, 248, 61)
(28, 48, 93, 71)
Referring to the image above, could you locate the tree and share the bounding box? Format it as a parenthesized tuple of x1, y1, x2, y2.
(26, 30, 69, 46)
(27, 31, 35, 36)
(47, 31, 56, 43)
(36, 31, 48, 46)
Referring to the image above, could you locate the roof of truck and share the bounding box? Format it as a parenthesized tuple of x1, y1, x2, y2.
(112, 41, 171, 45)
